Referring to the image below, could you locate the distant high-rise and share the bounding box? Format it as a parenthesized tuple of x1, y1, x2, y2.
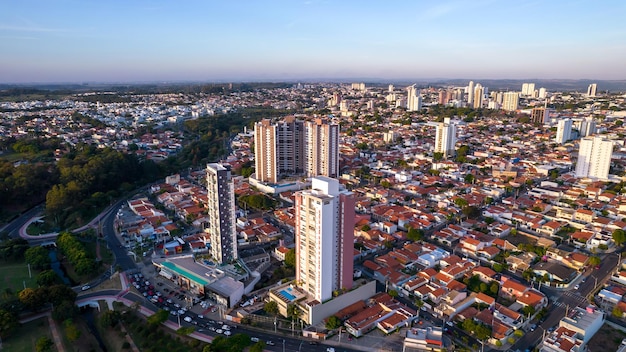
(467, 81, 475, 106)
(295, 177, 355, 302)
(407, 85, 422, 111)
(438, 90, 451, 105)
(388, 84, 394, 92)
(351, 82, 365, 91)
(434, 117, 457, 158)
(502, 92, 519, 111)
(254, 117, 305, 183)
(587, 83, 598, 97)
(579, 117, 596, 137)
(575, 136, 613, 180)
(521, 83, 535, 96)
(254, 117, 338, 183)
(206, 163, 237, 264)
(531, 107, 551, 124)
(555, 118, 573, 144)
(473, 84, 484, 109)
(304, 119, 340, 179)
(538, 87, 548, 99)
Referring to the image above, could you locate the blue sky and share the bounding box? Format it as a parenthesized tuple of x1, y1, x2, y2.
(1, 0, 625, 83)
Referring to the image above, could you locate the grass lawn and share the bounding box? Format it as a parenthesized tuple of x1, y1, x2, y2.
(0, 260, 38, 292)
(26, 221, 57, 236)
(2, 316, 56, 352)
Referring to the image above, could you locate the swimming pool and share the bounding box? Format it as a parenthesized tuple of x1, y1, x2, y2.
(280, 288, 296, 300)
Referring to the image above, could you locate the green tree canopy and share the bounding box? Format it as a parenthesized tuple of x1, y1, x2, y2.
(407, 227, 423, 242)
(147, 309, 170, 325)
(24, 246, 51, 270)
(613, 229, 626, 246)
(264, 301, 278, 316)
(589, 256, 601, 266)
(36, 270, 60, 286)
(284, 248, 295, 269)
(35, 336, 54, 352)
(0, 308, 19, 339)
(326, 315, 342, 330)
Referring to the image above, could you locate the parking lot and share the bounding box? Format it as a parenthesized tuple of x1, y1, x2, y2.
(127, 270, 237, 336)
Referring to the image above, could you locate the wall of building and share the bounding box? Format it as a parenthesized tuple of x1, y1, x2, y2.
(307, 280, 377, 325)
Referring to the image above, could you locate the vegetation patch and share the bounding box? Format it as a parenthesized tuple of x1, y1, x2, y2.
(0, 316, 55, 352)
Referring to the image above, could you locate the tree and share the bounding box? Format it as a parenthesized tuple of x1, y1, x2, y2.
(361, 224, 371, 232)
(24, 246, 51, 270)
(250, 342, 266, 352)
(407, 227, 423, 242)
(454, 198, 468, 208)
(52, 300, 78, 321)
(284, 248, 295, 268)
(36, 270, 60, 286)
(147, 309, 169, 325)
(100, 309, 121, 327)
(0, 308, 18, 338)
(18, 287, 46, 311)
(612, 306, 624, 318)
(388, 289, 398, 298)
(326, 315, 342, 330)
(490, 282, 500, 296)
(613, 229, 626, 246)
(36, 336, 54, 352)
(522, 305, 535, 317)
(177, 326, 195, 335)
(47, 284, 77, 306)
(63, 319, 81, 342)
(589, 256, 601, 267)
(286, 304, 301, 321)
(264, 301, 278, 316)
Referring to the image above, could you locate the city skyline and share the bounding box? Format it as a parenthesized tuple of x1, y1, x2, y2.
(2, 0, 626, 83)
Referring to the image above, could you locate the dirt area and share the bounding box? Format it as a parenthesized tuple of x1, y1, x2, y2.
(587, 323, 626, 352)
(504, 233, 534, 247)
(97, 272, 123, 290)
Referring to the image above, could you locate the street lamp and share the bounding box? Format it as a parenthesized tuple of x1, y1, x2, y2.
(282, 339, 285, 352)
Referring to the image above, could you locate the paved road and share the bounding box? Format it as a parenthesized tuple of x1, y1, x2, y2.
(1, 204, 44, 239)
(101, 200, 137, 271)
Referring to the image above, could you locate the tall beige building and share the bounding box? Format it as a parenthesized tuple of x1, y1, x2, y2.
(254, 119, 279, 184)
(473, 84, 484, 109)
(295, 177, 354, 302)
(434, 117, 457, 158)
(502, 92, 519, 111)
(305, 119, 339, 179)
(254, 117, 338, 183)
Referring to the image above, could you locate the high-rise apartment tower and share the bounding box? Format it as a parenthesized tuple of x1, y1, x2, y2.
(206, 163, 237, 264)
